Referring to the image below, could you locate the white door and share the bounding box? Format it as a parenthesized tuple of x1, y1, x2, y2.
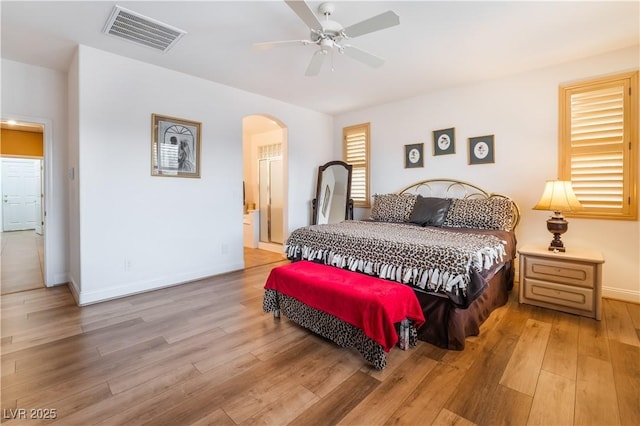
(2, 158, 41, 231)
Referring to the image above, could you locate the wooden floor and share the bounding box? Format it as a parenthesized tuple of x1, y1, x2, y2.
(1, 231, 45, 295)
(244, 247, 286, 269)
(1, 260, 639, 425)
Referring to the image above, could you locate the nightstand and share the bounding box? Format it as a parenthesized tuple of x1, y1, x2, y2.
(518, 244, 604, 320)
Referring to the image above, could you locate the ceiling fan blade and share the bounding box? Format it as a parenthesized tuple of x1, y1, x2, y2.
(253, 40, 311, 50)
(342, 10, 400, 38)
(285, 0, 322, 30)
(305, 50, 327, 76)
(342, 45, 385, 68)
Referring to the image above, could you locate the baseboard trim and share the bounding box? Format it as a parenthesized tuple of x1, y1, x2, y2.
(67, 267, 640, 306)
(76, 263, 244, 306)
(602, 286, 640, 304)
(67, 275, 80, 304)
(258, 242, 284, 253)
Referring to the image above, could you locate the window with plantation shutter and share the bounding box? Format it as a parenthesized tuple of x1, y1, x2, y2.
(343, 123, 370, 207)
(559, 71, 638, 220)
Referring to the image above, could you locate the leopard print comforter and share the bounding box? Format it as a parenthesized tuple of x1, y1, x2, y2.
(285, 220, 507, 300)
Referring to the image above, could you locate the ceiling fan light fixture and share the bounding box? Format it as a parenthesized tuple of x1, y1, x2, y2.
(320, 38, 333, 50)
(256, 0, 399, 75)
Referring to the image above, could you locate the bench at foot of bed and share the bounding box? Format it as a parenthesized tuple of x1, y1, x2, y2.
(262, 261, 425, 370)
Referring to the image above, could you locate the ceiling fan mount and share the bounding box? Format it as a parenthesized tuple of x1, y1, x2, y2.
(253, 0, 400, 76)
(311, 3, 345, 50)
(318, 2, 335, 17)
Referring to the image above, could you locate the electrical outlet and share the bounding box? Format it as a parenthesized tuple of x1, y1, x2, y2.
(124, 259, 132, 271)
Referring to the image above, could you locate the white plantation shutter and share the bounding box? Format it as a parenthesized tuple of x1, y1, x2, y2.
(343, 123, 370, 207)
(559, 71, 638, 220)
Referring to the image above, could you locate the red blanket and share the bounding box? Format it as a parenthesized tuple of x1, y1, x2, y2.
(264, 261, 425, 352)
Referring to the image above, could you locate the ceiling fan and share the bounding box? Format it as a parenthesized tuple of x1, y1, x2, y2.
(253, 1, 400, 76)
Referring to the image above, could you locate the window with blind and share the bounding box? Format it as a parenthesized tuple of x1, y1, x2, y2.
(559, 71, 638, 220)
(343, 123, 371, 208)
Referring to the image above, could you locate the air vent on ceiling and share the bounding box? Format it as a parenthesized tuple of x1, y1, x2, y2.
(103, 5, 186, 53)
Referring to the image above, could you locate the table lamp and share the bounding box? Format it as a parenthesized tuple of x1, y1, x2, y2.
(533, 180, 582, 252)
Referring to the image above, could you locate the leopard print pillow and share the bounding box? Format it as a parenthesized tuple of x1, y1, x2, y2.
(442, 197, 514, 231)
(370, 193, 417, 222)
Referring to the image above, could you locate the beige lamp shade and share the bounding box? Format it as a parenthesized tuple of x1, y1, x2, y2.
(533, 180, 582, 213)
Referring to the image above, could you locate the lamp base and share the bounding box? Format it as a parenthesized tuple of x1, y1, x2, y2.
(548, 233, 566, 252)
(546, 214, 568, 253)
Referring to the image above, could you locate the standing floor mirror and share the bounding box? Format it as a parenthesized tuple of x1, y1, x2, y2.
(312, 161, 353, 225)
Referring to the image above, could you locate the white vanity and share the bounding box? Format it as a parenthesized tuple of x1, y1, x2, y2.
(243, 210, 259, 248)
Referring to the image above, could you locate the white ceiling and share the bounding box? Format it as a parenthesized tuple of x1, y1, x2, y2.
(2, 1, 638, 115)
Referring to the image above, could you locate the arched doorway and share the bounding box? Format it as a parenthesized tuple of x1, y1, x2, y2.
(242, 115, 288, 266)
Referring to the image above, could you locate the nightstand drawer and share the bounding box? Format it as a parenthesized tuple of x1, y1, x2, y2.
(524, 257, 595, 288)
(523, 278, 594, 312)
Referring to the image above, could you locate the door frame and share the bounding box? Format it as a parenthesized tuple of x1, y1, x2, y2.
(242, 114, 288, 254)
(1, 114, 53, 286)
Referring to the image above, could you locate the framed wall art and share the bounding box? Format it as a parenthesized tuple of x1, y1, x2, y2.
(468, 135, 495, 165)
(151, 114, 201, 178)
(433, 127, 455, 156)
(404, 143, 424, 168)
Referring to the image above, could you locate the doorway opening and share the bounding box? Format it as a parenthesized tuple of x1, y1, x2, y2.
(1, 119, 46, 294)
(242, 114, 288, 267)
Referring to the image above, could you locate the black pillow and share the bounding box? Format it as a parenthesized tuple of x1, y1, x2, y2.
(408, 196, 452, 226)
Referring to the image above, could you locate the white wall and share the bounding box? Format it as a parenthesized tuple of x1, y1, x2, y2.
(1, 59, 69, 286)
(68, 50, 81, 296)
(71, 45, 333, 304)
(334, 46, 640, 303)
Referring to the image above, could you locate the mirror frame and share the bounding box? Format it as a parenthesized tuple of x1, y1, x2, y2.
(312, 160, 354, 225)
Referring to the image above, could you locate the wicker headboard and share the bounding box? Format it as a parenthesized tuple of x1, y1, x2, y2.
(397, 178, 521, 230)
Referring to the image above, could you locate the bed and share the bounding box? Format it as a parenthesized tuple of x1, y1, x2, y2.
(284, 179, 520, 350)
